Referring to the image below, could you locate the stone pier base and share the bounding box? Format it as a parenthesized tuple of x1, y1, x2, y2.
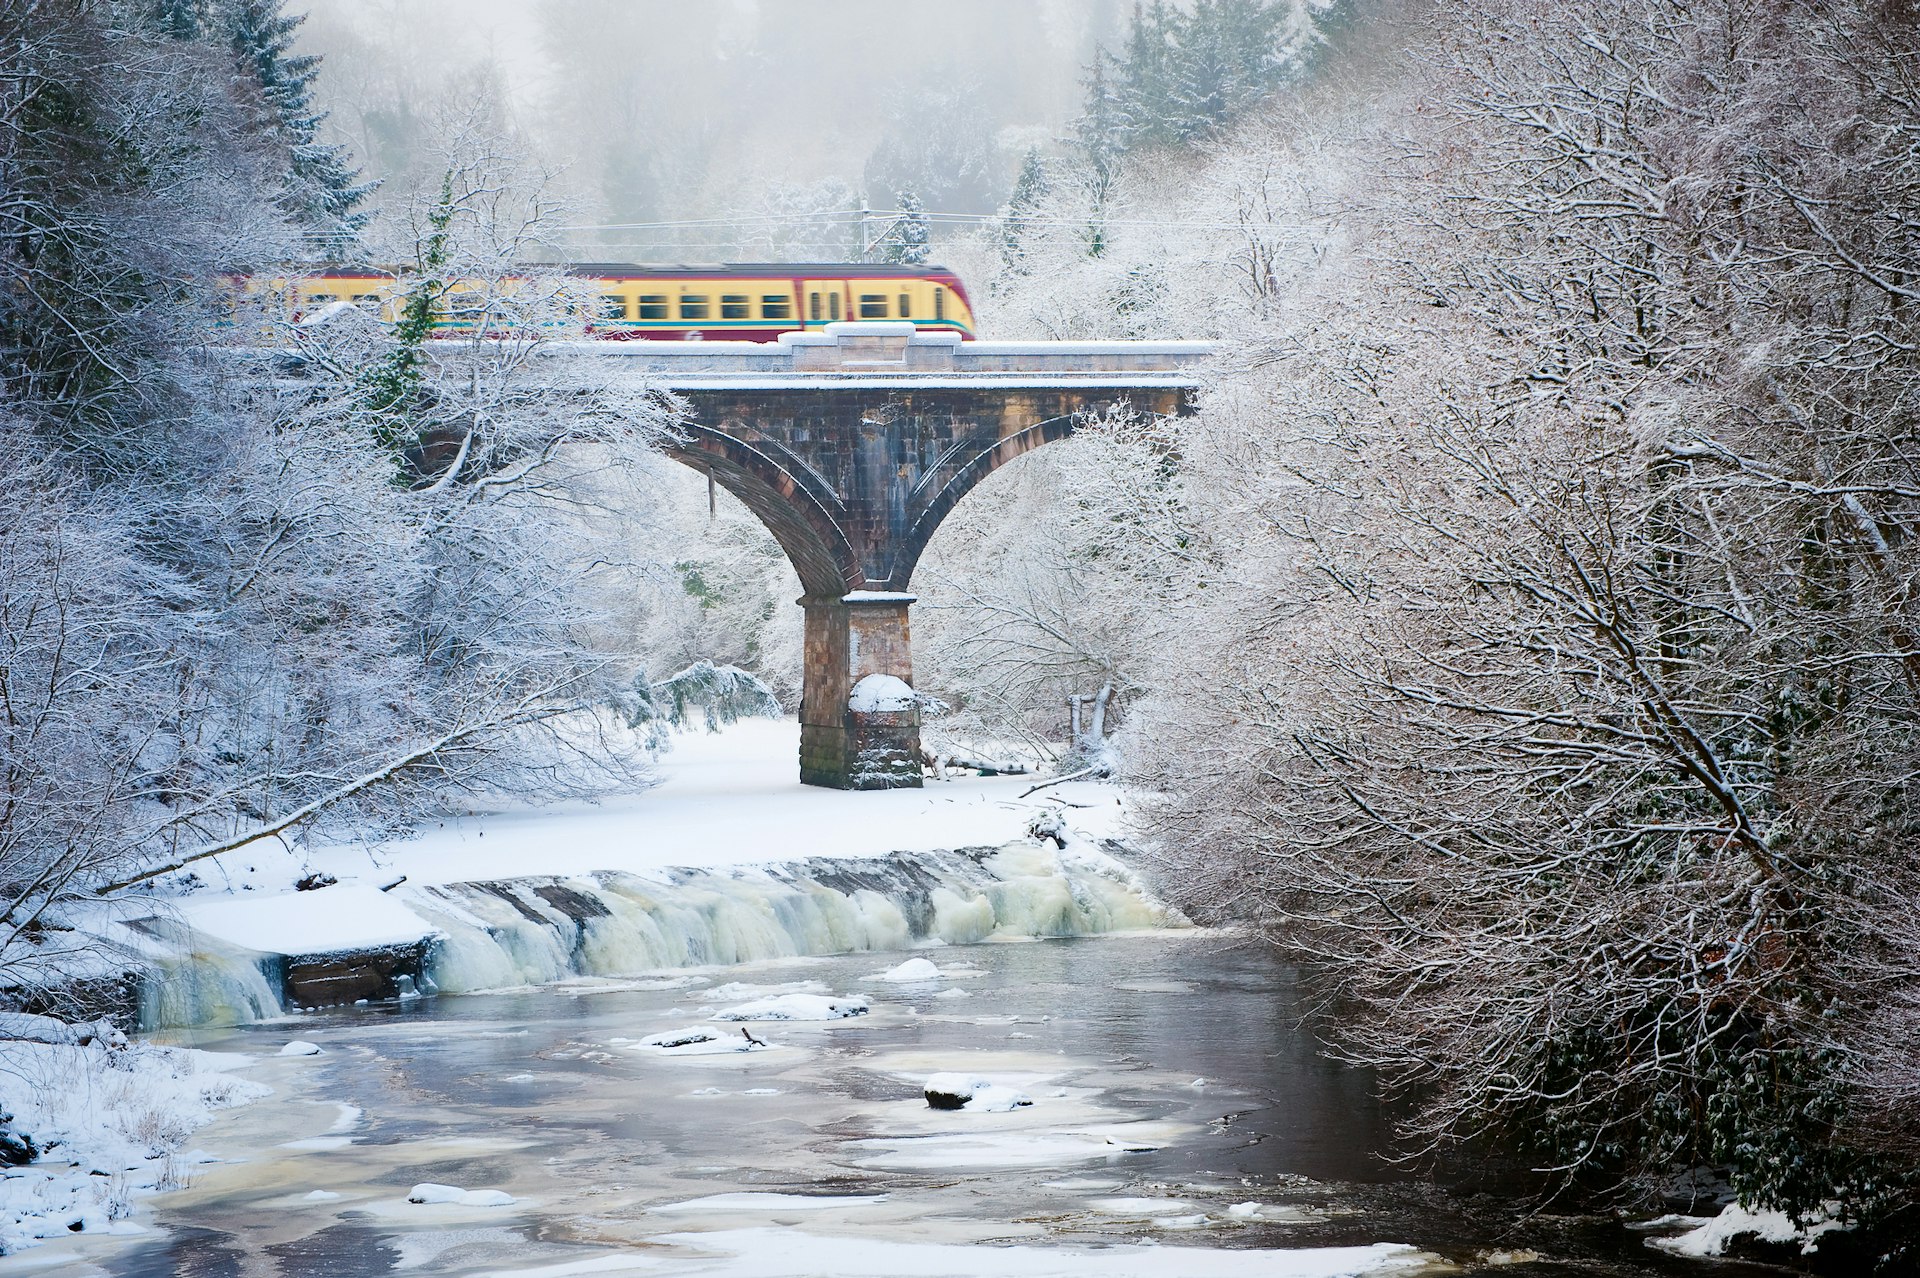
(799, 592, 923, 789)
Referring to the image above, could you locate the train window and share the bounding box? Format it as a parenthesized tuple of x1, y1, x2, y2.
(720, 294, 751, 319)
(639, 294, 669, 320)
(599, 295, 629, 320)
(858, 293, 888, 318)
(680, 295, 711, 320)
(809, 293, 822, 321)
(899, 292, 911, 316)
(829, 293, 841, 321)
(934, 288, 945, 321)
(352, 293, 381, 305)
(762, 295, 792, 320)
(308, 293, 338, 304)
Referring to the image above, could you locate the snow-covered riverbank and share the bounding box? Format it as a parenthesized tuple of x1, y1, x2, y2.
(184, 718, 1127, 894)
(0, 1038, 268, 1255)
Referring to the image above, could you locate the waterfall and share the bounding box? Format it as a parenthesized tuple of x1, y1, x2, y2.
(132, 840, 1181, 1028)
(411, 841, 1179, 995)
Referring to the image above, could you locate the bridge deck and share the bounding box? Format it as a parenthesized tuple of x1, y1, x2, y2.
(540, 322, 1213, 389)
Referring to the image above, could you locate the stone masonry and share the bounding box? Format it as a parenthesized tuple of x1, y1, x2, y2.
(552, 323, 1208, 788)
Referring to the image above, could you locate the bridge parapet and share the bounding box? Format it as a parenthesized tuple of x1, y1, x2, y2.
(544, 322, 1212, 387)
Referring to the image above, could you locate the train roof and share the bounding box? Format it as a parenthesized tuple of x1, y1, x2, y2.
(560, 262, 962, 277)
(270, 262, 962, 279)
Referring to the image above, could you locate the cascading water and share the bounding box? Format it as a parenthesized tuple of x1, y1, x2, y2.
(411, 841, 1177, 995)
(134, 840, 1183, 1028)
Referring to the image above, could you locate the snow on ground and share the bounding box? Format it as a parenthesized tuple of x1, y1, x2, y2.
(149, 718, 1126, 955)
(0, 1038, 266, 1255)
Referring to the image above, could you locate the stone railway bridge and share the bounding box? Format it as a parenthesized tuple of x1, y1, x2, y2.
(557, 321, 1209, 789)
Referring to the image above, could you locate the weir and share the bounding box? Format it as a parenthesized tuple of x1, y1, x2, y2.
(131, 840, 1182, 1030)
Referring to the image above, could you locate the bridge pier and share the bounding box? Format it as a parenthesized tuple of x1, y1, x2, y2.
(798, 592, 923, 790)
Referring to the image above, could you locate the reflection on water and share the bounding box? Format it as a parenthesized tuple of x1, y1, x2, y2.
(37, 933, 1766, 1277)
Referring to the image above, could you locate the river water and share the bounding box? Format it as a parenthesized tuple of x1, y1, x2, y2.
(46, 931, 1761, 1278)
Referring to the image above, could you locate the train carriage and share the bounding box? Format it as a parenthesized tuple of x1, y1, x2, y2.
(243, 262, 977, 341)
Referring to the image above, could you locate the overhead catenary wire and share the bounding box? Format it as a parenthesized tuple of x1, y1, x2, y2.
(552, 208, 1320, 233)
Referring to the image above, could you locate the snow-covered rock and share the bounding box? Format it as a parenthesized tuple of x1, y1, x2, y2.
(848, 674, 915, 713)
(632, 1027, 772, 1056)
(875, 957, 942, 983)
(407, 1183, 516, 1207)
(277, 1040, 322, 1056)
(710, 993, 868, 1022)
(1647, 1202, 1846, 1258)
(924, 1073, 1033, 1112)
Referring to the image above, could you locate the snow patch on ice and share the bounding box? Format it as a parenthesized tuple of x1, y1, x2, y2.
(629, 1027, 778, 1057)
(648, 1228, 1435, 1276)
(408, 1183, 517, 1207)
(652, 1192, 889, 1213)
(710, 994, 868, 1022)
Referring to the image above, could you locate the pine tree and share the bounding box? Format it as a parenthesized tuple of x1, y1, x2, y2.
(1094, 0, 1336, 152)
(1000, 149, 1052, 272)
(1114, 1, 1179, 147)
(1071, 50, 1127, 257)
(227, 0, 375, 258)
(154, 0, 203, 39)
(881, 190, 931, 266)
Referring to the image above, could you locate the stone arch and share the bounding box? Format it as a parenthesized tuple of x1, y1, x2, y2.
(664, 423, 858, 599)
(888, 411, 1079, 590)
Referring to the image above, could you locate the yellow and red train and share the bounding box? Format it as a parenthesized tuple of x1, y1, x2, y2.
(246, 262, 977, 341)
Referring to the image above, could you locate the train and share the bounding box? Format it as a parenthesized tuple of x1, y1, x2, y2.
(241, 262, 978, 341)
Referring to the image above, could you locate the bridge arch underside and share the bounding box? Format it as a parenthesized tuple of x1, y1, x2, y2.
(665, 425, 855, 600)
(669, 387, 1186, 595)
(661, 385, 1187, 789)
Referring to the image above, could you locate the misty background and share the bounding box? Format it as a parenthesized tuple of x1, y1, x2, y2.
(296, 0, 1130, 262)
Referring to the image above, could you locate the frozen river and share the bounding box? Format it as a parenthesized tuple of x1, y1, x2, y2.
(39, 931, 1760, 1277)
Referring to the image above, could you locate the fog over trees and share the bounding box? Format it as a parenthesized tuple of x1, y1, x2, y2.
(293, 0, 1136, 258)
(5, 0, 1919, 1266)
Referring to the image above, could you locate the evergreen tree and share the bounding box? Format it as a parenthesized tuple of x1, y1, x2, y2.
(1000, 149, 1052, 272)
(1071, 50, 1127, 257)
(1093, 0, 1335, 153)
(227, 0, 375, 258)
(154, 0, 203, 39)
(1113, 1, 1180, 148)
(878, 191, 931, 265)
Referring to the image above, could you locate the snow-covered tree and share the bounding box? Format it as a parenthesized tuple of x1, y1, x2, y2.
(881, 190, 932, 266)
(1000, 149, 1052, 272)
(961, 0, 1920, 1247)
(228, 0, 375, 257)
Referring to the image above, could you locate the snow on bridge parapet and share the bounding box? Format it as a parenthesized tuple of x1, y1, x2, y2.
(539, 321, 1214, 390)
